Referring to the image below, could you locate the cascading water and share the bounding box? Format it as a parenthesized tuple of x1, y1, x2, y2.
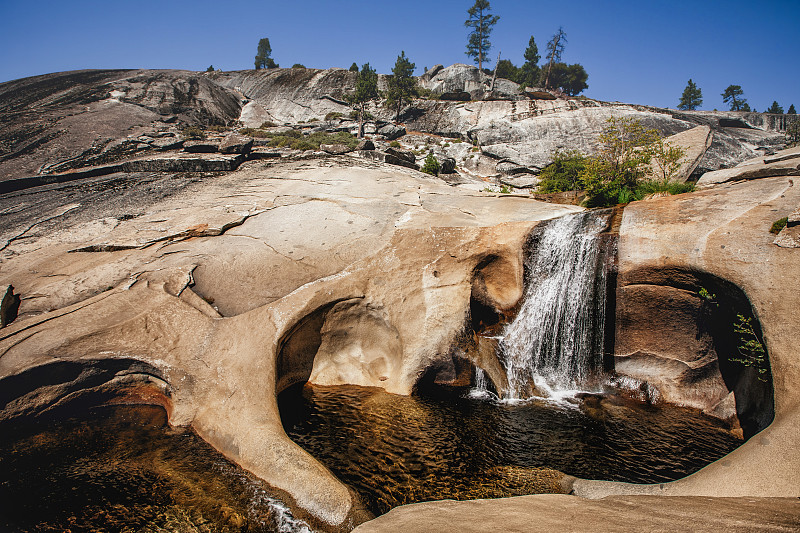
(498, 210, 611, 399)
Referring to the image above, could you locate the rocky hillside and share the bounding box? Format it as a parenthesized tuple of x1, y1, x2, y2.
(0, 64, 789, 185)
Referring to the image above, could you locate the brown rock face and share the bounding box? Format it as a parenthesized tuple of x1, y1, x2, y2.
(594, 175, 800, 501)
(0, 156, 579, 528)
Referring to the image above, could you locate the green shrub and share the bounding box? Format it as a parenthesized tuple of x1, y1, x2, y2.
(181, 125, 206, 140)
(537, 150, 589, 193)
(389, 140, 401, 148)
(499, 185, 512, 194)
(325, 112, 344, 121)
(417, 87, 440, 100)
(579, 117, 698, 207)
(240, 128, 272, 138)
(421, 152, 440, 176)
(267, 131, 358, 151)
(349, 109, 375, 121)
(260, 121, 277, 128)
(732, 314, 769, 382)
(770, 216, 788, 234)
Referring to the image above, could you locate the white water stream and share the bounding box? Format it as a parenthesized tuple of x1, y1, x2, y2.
(490, 211, 611, 400)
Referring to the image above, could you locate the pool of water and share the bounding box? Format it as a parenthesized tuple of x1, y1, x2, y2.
(0, 405, 312, 533)
(279, 384, 742, 516)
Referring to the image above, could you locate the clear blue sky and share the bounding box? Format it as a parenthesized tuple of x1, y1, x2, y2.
(1, 0, 797, 111)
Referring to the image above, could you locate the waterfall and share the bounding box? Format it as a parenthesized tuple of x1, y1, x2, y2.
(499, 211, 611, 399)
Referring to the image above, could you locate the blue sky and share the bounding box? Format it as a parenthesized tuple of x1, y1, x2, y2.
(1, 0, 797, 111)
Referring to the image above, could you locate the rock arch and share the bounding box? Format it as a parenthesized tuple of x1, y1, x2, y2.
(614, 267, 774, 438)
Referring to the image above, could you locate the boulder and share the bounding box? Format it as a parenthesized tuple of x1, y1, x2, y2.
(378, 124, 406, 140)
(183, 140, 220, 153)
(523, 88, 557, 100)
(439, 157, 456, 174)
(150, 136, 184, 151)
(358, 150, 419, 170)
(219, 133, 254, 154)
(774, 206, 800, 248)
(736, 145, 800, 167)
(384, 146, 416, 164)
(440, 91, 472, 102)
(320, 143, 353, 155)
(648, 125, 713, 182)
(420, 64, 444, 82)
(697, 158, 800, 187)
(496, 161, 532, 176)
(500, 174, 540, 189)
(1, 285, 19, 327)
(356, 139, 375, 151)
(418, 63, 488, 97)
(486, 78, 521, 100)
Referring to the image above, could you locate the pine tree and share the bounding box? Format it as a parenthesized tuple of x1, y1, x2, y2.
(464, 0, 500, 71)
(386, 51, 418, 121)
(518, 36, 541, 87)
(347, 63, 379, 138)
(254, 38, 278, 70)
(721, 85, 747, 111)
(788, 104, 797, 115)
(766, 101, 784, 114)
(543, 27, 567, 90)
(349, 62, 359, 72)
(678, 79, 703, 110)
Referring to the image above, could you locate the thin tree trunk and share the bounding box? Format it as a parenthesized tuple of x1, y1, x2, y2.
(358, 104, 364, 138)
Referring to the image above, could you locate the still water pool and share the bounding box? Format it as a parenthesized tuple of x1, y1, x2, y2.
(280, 384, 742, 516)
(0, 405, 311, 533)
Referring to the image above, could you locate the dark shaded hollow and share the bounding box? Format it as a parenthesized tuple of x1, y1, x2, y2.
(275, 302, 338, 395)
(620, 267, 774, 439)
(0, 358, 173, 425)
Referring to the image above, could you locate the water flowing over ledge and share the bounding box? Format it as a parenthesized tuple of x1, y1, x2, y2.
(497, 211, 612, 400)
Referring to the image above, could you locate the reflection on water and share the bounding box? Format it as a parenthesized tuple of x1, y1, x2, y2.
(0, 405, 311, 533)
(280, 384, 742, 516)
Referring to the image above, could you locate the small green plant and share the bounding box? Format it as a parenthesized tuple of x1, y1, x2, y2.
(389, 140, 401, 148)
(537, 150, 589, 193)
(443, 142, 451, 147)
(452, 138, 463, 143)
(325, 112, 344, 121)
(421, 152, 440, 176)
(471, 146, 480, 152)
(499, 185, 512, 194)
(770, 216, 788, 234)
(698, 287, 715, 302)
(731, 314, 769, 382)
(260, 121, 277, 128)
(417, 87, 441, 100)
(181, 125, 206, 140)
